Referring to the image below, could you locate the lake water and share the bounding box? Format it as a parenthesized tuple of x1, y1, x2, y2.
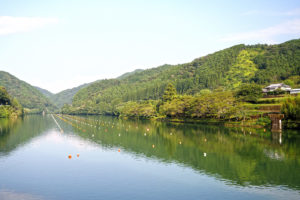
(0, 115, 299, 200)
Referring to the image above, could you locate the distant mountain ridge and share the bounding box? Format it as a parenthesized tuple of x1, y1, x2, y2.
(50, 83, 90, 108)
(35, 83, 90, 108)
(117, 69, 144, 80)
(65, 38, 300, 114)
(1, 38, 300, 113)
(35, 86, 53, 98)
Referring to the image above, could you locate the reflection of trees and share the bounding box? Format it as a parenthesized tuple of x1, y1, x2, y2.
(0, 115, 53, 156)
(59, 115, 300, 190)
(2, 114, 299, 190)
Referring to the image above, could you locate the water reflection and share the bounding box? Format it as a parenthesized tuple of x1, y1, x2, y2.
(0, 115, 299, 200)
(56, 115, 300, 190)
(0, 115, 53, 157)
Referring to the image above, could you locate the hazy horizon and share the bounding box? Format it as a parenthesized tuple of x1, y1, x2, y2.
(1, 0, 300, 93)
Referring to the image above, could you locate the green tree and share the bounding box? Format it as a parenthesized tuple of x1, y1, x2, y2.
(0, 86, 11, 105)
(163, 83, 177, 102)
(235, 83, 262, 103)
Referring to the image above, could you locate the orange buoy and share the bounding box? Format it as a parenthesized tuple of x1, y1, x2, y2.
(77, 154, 80, 157)
(68, 155, 72, 159)
(118, 149, 121, 152)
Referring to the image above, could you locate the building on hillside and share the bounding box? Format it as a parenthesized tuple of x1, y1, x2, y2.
(290, 89, 300, 94)
(262, 83, 291, 93)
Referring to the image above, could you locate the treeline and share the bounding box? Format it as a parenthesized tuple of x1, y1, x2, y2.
(0, 86, 23, 118)
(62, 83, 262, 122)
(62, 39, 300, 119)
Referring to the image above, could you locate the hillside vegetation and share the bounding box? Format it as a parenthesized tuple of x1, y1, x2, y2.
(0, 86, 22, 118)
(50, 83, 89, 108)
(63, 39, 300, 116)
(0, 71, 56, 111)
(35, 86, 53, 98)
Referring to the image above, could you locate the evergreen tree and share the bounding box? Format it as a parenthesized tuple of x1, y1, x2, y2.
(163, 83, 177, 102)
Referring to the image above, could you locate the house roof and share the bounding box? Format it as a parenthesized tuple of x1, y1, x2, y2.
(265, 83, 291, 89)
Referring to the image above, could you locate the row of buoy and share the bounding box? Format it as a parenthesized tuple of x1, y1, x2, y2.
(68, 154, 80, 159)
(59, 114, 185, 146)
(57, 115, 185, 152)
(59, 115, 158, 134)
(58, 115, 210, 160)
(57, 115, 156, 136)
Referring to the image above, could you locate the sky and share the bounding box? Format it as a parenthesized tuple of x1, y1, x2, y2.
(0, 0, 300, 93)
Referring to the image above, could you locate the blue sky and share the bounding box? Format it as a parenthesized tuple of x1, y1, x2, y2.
(0, 0, 299, 93)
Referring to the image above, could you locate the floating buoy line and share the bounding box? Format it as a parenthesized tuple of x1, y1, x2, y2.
(51, 114, 64, 133)
(53, 114, 184, 154)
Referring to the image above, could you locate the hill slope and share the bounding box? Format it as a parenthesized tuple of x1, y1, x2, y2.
(35, 86, 53, 98)
(65, 39, 300, 114)
(117, 69, 144, 80)
(0, 71, 56, 110)
(50, 83, 89, 108)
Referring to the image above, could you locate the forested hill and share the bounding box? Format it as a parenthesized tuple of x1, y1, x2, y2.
(35, 86, 53, 98)
(117, 69, 144, 80)
(66, 38, 300, 114)
(50, 83, 89, 108)
(35, 83, 90, 108)
(0, 71, 56, 110)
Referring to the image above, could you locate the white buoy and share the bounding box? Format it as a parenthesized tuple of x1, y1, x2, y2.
(204, 152, 207, 157)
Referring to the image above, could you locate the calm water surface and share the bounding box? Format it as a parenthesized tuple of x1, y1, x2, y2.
(0, 115, 299, 200)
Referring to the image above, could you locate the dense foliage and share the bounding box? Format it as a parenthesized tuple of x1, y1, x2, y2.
(235, 83, 262, 103)
(64, 39, 300, 117)
(162, 83, 177, 102)
(281, 95, 300, 120)
(0, 86, 23, 118)
(0, 71, 56, 111)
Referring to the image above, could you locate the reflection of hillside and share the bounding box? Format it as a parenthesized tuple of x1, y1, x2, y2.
(0, 115, 54, 156)
(57, 115, 300, 190)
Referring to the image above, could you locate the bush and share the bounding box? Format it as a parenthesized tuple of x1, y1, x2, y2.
(256, 117, 271, 126)
(281, 95, 300, 120)
(235, 83, 262, 103)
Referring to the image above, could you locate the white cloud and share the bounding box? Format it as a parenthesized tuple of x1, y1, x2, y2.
(220, 19, 300, 43)
(0, 16, 58, 35)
